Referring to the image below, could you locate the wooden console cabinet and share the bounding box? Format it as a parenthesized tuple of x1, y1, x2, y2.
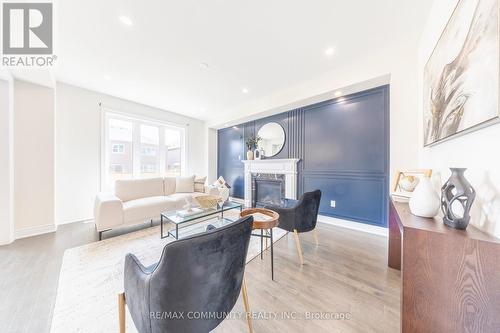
(388, 200, 500, 333)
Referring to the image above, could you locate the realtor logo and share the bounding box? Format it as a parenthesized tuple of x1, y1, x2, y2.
(1, 2, 55, 66)
(3, 2, 53, 54)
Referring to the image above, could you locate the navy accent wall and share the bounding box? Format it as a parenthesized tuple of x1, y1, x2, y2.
(217, 125, 245, 199)
(217, 85, 389, 227)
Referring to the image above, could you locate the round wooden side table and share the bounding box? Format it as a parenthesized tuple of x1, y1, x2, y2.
(240, 208, 279, 280)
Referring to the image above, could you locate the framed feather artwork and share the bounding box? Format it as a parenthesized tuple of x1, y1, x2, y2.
(424, 0, 499, 146)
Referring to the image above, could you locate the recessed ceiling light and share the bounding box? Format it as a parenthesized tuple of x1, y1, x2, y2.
(325, 47, 335, 56)
(104, 75, 111, 80)
(200, 62, 209, 69)
(119, 16, 133, 26)
(242, 88, 249, 94)
(334, 91, 342, 97)
(337, 97, 346, 103)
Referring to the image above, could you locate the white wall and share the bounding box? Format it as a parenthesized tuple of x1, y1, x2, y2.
(0, 78, 14, 244)
(417, 0, 500, 238)
(13, 80, 56, 236)
(55, 82, 207, 224)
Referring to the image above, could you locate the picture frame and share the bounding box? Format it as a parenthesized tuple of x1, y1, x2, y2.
(423, 0, 499, 146)
(392, 169, 433, 202)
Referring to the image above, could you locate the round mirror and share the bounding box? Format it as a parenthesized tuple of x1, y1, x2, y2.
(257, 122, 285, 157)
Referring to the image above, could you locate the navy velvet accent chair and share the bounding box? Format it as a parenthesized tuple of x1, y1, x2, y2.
(264, 190, 322, 265)
(118, 215, 255, 333)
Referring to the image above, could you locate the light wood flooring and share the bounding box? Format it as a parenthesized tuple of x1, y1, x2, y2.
(0, 221, 400, 333)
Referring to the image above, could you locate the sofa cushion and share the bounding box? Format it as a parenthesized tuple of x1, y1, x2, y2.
(164, 177, 176, 195)
(194, 176, 207, 193)
(115, 178, 165, 202)
(175, 175, 195, 193)
(123, 196, 177, 224)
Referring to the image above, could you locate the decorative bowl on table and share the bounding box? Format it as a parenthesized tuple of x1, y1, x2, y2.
(206, 186, 230, 202)
(218, 187, 230, 202)
(399, 175, 419, 192)
(195, 195, 222, 209)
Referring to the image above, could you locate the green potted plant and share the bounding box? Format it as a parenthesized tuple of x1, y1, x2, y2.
(245, 136, 261, 160)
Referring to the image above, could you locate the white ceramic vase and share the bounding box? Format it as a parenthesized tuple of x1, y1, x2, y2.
(409, 177, 440, 218)
(254, 148, 261, 160)
(246, 150, 254, 160)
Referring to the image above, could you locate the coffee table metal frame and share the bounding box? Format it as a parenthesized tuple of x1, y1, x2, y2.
(160, 201, 243, 240)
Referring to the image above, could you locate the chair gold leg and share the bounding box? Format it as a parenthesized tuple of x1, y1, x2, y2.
(118, 292, 126, 333)
(241, 277, 254, 333)
(293, 229, 304, 265)
(313, 229, 319, 246)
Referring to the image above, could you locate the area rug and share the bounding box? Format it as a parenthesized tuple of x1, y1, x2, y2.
(50, 216, 286, 333)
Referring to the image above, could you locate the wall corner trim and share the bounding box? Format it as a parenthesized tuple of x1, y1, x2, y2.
(0, 235, 15, 246)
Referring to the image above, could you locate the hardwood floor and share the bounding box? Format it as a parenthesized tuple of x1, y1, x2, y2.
(0, 221, 400, 333)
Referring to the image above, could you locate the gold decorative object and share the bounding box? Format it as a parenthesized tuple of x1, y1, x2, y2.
(195, 195, 222, 209)
(392, 169, 433, 202)
(399, 175, 420, 192)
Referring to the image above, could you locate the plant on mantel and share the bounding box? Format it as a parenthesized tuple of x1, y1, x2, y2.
(245, 136, 261, 151)
(245, 136, 261, 160)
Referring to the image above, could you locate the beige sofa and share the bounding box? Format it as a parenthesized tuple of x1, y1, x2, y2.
(94, 177, 207, 239)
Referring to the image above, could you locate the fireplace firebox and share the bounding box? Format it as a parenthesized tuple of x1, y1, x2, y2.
(251, 173, 285, 207)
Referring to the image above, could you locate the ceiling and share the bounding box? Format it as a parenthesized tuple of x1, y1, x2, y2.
(54, 0, 434, 123)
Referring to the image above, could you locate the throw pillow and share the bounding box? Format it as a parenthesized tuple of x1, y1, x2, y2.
(213, 176, 231, 188)
(175, 175, 195, 193)
(194, 176, 207, 193)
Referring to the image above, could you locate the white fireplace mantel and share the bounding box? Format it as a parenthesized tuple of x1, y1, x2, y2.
(242, 158, 300, 207)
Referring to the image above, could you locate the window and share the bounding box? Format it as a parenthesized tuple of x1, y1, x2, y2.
(102, 111, 186, 190)
(165, 128, 182, 176)
(141, 146, 156, 156)
(112, 144, 124, 154)
(110, 164, 124, 173)
(139, 124, 159, 177)
(106, 118, 133, 186)
(166, 147, 181, 175)
(140, 164, 157, 173)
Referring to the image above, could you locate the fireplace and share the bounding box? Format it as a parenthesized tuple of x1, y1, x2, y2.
(243, 159, 299, 208)
(251, 173, 285, 207)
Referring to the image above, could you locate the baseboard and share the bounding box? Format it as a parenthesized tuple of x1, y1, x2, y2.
(318, 215, 388, 237)
(15, 223, 57, 240)
(0, 235, 14, 246)
(227, 200, 387, 236)
(57, 217, 93, 225)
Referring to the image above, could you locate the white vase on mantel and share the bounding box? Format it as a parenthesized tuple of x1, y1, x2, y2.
(409, 177, 440, 218)
(246, 150, 254, 160)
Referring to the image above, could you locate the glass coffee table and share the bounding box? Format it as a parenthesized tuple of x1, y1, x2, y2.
(160, 201, 243, 239)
